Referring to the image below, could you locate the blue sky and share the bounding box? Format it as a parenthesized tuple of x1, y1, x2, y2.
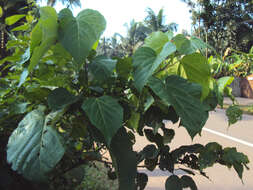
(39, 0, 193, 37)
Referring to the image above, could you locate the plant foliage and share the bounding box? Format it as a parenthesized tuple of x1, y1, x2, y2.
(0, 5, 249, 190)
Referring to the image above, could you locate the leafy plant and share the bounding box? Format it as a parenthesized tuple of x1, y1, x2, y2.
(1, 6, 250, 190)
(226, 47, 253, 77)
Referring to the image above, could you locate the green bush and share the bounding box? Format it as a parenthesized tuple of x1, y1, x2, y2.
(0, 5, 249, 190)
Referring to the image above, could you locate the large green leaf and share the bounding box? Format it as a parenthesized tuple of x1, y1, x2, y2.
(47, 88, 78, 111)
(144, 31, 169, 54)
(133, 42, 176, 91)
(58, 8, 106, 64)
(110, 128, 137, 190)
(165, 175, 183, 190)
(29, 7, 58, 72)
(89, 55, 117, 82)
(82, 95, 123, 145)
(148, 76, 208, 138)
(7, 109, 65, 182)
(180, 53, 211, 99)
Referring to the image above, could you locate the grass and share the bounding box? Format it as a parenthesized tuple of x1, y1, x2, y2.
(222, 104, 253, 115)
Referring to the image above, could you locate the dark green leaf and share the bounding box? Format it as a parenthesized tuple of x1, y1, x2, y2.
(89, 55, 117, 82)
(165, 175, 182, 190)
(115, 57, 132, 80)
(110, 128, 137, 190)
(145, 157, 158, 171)
(24, 87, 51, 102)
(136, 173, 148, 190)
(82, 95, 123, 145)
(142, 144, 159, 159)
(59, 8, 106, 64)
(47, 88, 78, 111)
(144, 129, 163, 148)
(199, 143, 222, 170)
(163, 128, 175, 144)
(148, 76, 208, 138)
(181, 175, 198, 190)
(133, 42, 176, 91)
(171, 144, 204, 161)
(222, 147, 249, 179)
(226, 105, 243, 126)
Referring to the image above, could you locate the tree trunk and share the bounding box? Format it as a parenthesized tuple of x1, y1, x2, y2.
(47, 0, 57, 7)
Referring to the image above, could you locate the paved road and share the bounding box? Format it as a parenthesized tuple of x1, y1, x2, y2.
(134, 109, 253, 190)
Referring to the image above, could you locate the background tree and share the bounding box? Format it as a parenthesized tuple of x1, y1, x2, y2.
(182, 0, 253, 55)
(45, 0, 81, 7)
(144, 7, 178, 32)
(97, 20, 152, 57)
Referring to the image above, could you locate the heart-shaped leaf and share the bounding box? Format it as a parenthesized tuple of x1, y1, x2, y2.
(58, 8, 106, 64)
(82, 95, 123, 145)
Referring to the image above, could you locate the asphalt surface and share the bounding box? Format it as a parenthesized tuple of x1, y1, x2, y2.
(223, 97, 253, 106)
(134, 108, 253, 190)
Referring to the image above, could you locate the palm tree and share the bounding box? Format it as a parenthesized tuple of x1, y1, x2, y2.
(144, 7, 178, 33)
(46, 0, 81, 7)
(97, 20, 152, 57)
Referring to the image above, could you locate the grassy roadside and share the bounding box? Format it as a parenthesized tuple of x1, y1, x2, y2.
(221, 104, 253, 115)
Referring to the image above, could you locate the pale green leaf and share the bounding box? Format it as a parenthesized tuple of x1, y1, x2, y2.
(29, 7, 58, 72)
(127, 112, 140, 130)
(216, 76, 234, 107)
(11, 23, 29, 32)
(180, 53, 211, 99)
(0, 6, 3, 18)
(172, 34, 194, 55)
(7, 109, 65, 182)
(18, 68, 29, 87)
(144, 31, 169, 54)
(5, 14, 25, 25)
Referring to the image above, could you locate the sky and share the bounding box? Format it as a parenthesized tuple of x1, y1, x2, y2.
(39, 0, 193, 37)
